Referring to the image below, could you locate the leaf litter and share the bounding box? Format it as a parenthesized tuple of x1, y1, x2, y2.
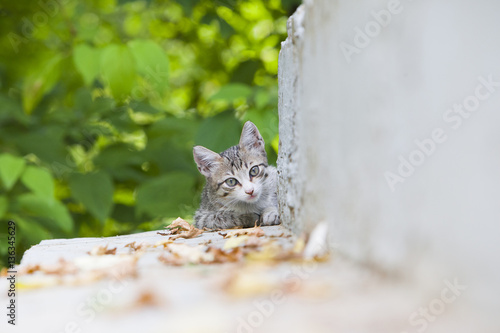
(157, 217, 203, 240)
(15, 217, 329, 297)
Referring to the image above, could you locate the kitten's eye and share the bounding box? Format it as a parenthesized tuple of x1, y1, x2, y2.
(249, 165, 259, 177)
(225, 178, 238, 187)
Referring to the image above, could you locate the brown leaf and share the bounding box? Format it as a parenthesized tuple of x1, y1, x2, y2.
(124, 242, 147, 252)
(88, 245, 117, 256)
(159, 217, 204, 239)
(158, 254, 184, 266)
(169, 227, 203, 240)
(165, 217, 192, 233)
(205, 247, 244, 264)
(19, 264, 41, 275)
(155, 239, 174, 248)
(41, 258, 78, 275)
(133, 290, 161, 307)
(224, 224, 265, 238)
(244, 236, 264, 248)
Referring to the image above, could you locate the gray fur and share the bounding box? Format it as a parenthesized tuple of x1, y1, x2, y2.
(193, 121, 279, 229)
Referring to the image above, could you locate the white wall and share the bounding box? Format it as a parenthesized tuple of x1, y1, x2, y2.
(278, 0, 500, 322)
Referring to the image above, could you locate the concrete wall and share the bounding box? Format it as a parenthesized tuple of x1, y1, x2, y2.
(277, 0, 500, 321)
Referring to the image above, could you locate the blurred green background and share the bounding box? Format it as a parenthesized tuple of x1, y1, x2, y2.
(0, 0, 301, 267)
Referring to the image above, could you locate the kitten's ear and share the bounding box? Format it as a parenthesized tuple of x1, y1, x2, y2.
(239, 121, 265, 153)
(193, 146, 221, 177)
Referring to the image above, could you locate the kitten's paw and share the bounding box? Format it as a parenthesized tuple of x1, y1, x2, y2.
(261, 208, 280, 226)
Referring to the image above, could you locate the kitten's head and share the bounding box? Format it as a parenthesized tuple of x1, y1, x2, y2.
(193, 121, 269, 205)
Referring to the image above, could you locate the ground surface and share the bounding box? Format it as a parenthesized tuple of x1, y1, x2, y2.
(0, 224, 483, 333)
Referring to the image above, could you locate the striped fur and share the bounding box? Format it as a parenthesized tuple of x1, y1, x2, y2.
(193, 121, 279, 229)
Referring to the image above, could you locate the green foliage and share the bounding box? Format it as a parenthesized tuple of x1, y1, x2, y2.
(69, 172, 115, 222)
(16, 194, 73, 233)
(73, 44, 101, 86)
(0, 0, 301, 267)
(21, 166, 55, 198)
(0, 154, 26, 190)
(136, 172, 195, 218)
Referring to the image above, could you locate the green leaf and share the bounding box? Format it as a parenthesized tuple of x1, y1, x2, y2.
(69, 172, 114, 222)
(73, 44, 101, 86)
(136, 172, 195, 218)
(209, 83, 253, 101)
(254, 89, 270, 109)
(21, 166, 55, 198)
(128, 40, 169, 92)
(0, 196, 8, 219)
(14, 215, 52, 245)
(22, 55, 62, 114)
(130, 101, 161, 114)
(145, 138, 195, 173)
(0, 94, 26, 123)
(94, 143, 143, 169)
(147, 117, 199, 144)
(111, 204, 140, 224)
(231, 60, 260, 85)
(217, 17, 234, 39)
(0, 153, 26, 190)
(16, 194, 73, 233)
(195, 111, 241, 152)
(174, 0, 200, 16)
(12, 126, 67, 165)
(100, 44, 137, 100)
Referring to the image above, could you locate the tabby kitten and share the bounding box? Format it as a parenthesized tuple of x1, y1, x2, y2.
(193, 121, 279, 229)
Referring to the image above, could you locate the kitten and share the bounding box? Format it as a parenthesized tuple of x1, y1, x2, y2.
(193, 121, 279, 229)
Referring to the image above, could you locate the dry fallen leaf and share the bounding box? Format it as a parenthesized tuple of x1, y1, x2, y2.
(166, 217, 192, 233)
(223, 235, 263, 250)
(133, 290, 161, 307)
(158, 254, 184, 266)
(158, 243, 245, 265)
(169, 227, 203, 240)
(40, 258, 78, 276)
(125, 241, 147, 252)
(223, 224, 265, 238)
(205, 247, 243, 264)
(164, 243, 214, 265)
(155, 239, 174, 248)
(88, 245, 117, 256)
(18, 264, 41, 275)
(158, 217, 204, 240)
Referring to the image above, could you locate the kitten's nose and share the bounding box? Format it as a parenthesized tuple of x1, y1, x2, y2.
(245, 188, 254, 195)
